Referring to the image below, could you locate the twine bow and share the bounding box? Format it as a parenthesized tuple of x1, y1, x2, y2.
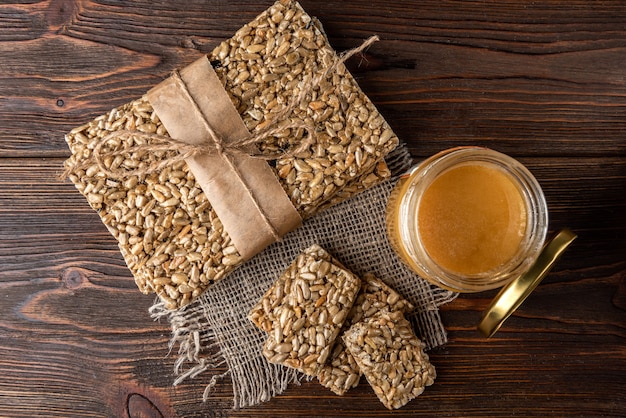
(62, 35, 379, 181)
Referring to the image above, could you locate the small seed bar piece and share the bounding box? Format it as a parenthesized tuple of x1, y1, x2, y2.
(343, 310, 436, 410)
(248, 244, 339, 333)
(261, 245, 361, 377)
(317, 273, 415, 395)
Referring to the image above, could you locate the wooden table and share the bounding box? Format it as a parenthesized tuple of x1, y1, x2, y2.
(1, 1, 624, 416)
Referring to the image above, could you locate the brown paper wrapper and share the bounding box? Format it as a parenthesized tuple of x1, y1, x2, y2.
(146, 57, 301, 260)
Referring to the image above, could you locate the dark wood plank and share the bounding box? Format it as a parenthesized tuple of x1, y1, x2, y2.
(2, 1, 626, 158)
(0, 0, 625, 417)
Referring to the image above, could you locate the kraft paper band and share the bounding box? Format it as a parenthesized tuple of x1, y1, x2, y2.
(146, 56, 302, 260)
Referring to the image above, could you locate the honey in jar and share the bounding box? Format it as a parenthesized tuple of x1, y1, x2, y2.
(386, 147, 548, 292)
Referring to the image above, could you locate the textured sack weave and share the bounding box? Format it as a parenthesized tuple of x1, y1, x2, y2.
(151, 145, 457, 409)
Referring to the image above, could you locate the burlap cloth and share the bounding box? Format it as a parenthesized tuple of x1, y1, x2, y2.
(150, 144, 458, 409)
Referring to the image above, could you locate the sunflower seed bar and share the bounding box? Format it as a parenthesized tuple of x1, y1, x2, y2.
(343, 310, 436, 410)
(248, 244, 342, 333)
(260, 245, 361, 376)
(317, 273, 414, 395)
(63, 0, 399, 309)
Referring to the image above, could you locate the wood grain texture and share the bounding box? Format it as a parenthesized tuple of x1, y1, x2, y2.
(0, 1, 624, 417)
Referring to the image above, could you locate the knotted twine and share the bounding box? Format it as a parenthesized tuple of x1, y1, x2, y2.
(61, 36, 378, 177)
(63, 34, 381, 180)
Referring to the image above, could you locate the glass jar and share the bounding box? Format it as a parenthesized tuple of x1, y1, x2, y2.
(386, 147, 549, 292)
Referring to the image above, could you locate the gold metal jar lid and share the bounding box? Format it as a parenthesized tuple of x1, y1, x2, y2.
(477, 229, 577, 338)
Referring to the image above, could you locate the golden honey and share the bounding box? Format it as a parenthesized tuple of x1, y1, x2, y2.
(418, 163, 527, 276)
(387, 147, 548, 292)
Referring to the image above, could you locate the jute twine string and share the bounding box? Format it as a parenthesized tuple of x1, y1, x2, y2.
(62, 35, 379, 181)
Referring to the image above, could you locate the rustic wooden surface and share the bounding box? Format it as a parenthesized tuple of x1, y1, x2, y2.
(1, 1, 625, 417)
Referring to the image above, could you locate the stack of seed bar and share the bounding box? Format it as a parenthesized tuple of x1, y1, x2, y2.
(249, 245, 436, 409)
(317, 273, 416, 395)
(63, 0, 398, 309)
